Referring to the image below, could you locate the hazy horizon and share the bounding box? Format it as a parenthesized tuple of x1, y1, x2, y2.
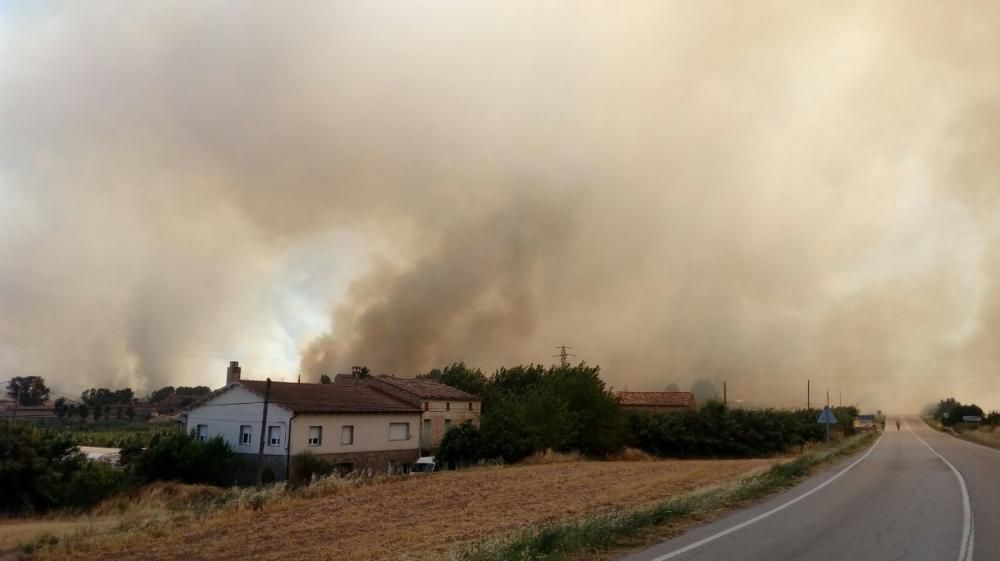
(3, 2, 999, 413)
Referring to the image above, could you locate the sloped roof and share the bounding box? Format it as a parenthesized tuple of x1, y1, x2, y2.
(369, 376, 480, 400)
(617, 391, 697, 408)
(235, 380, 421, 414)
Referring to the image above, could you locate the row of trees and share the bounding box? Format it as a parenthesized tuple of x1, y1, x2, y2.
(0, 423, 237, 514)
(927, 398, 1000, 427)
(430, 362, 860, 468)
(4, 376, 215, 424)
(5, 376, 211, 409)
(147, 385, 211, 406)
(53, 398, 137, 423)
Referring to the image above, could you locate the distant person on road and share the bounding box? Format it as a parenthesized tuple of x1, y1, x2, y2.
(896, 419, 902, 431)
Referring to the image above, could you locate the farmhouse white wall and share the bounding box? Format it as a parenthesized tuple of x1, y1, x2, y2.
(185, 385, 292, 457)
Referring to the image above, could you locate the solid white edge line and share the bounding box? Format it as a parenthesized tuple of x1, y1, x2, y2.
(645, 433, 885, 561)
(910, 422, 975, 561)
(933, 423, 1000, 456)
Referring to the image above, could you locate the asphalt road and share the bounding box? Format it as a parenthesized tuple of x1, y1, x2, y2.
(619, 417, 997, 561)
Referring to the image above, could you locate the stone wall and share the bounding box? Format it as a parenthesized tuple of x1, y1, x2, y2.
(233, 454, 288, 485)
(308, 448, 421, 478)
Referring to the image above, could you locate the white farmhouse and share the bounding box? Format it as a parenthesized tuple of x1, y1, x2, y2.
(185, 362, 422, 481)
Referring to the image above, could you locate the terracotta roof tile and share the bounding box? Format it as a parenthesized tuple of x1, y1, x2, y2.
(617, 391, 697, 408)
(237, 380, 421, 414)
(368, 376, 480, 400)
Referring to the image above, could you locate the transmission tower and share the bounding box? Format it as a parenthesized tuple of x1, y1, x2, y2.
(554, 345, 576, 367)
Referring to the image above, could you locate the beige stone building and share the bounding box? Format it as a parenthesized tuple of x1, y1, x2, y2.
(363, 376, 481, 452)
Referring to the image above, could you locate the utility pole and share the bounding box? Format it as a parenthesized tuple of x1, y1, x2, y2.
(553, 345, 575, 367)
(256, 378, 272, 485)
(723, 381, 727, 406)
(807, 379, 810, 410)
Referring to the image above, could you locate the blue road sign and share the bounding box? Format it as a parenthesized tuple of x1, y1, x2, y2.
(817, 406, 838, 424)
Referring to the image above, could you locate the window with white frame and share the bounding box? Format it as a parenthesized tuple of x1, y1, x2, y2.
(341, 425, 354, 445)
(196, 424, 208, 442)
(388, 422, 410, 441)
(240, 425, 252, 446)
(267, 425, 281, 446)
(308, 426, 322, 446)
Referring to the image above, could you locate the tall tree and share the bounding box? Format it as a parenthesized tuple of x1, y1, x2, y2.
(149, 386, 175, 403)
(419, 362, 488, 396)
(53, 397, 67, 418)
(6, 376, 50, 406)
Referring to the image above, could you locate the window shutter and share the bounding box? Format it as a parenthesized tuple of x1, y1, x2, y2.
(389, 422, 410, 441)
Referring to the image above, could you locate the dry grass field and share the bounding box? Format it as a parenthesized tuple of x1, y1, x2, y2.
(0, 519, 115, 555)
(960, 425, 1000, 449)
(28, 457, 779, 561)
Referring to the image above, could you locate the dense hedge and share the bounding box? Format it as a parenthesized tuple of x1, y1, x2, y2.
(627, 402, 858, 458)
(1, 423, 239, 513)
(434, 362, 860, 467)
(128, 431, 238, 487)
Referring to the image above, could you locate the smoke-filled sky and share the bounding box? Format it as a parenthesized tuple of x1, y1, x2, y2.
(2, 2, 999, 411)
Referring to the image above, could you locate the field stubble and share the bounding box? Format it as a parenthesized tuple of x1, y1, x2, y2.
(31, 457, 778, 561)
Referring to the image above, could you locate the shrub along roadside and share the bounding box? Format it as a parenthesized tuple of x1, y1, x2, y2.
(451, 432, 877, 561)
(1, 423, 238, 514)
(439, 401, 860, 468)
(626, 403, 858, 459)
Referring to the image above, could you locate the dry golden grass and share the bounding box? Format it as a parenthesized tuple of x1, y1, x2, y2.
(961, 425, 1000, 449)
(0, 518, 115, 554)
(519, 449, 583, 465)
(32, 458, 778, 561)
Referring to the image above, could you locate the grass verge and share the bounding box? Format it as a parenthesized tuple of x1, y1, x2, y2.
(450, 433, 877, 561)
(923, 417, 1000, 451)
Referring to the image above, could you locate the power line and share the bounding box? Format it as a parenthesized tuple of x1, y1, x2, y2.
(553, 345, 576, 367)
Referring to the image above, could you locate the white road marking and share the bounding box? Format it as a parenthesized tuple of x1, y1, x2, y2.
(909, 422, 975, 561)
(932, 423, 1000, 456)
(644, 433, 885, 561)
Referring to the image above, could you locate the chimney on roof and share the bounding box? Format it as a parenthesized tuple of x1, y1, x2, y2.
(226, 361, 242, 385)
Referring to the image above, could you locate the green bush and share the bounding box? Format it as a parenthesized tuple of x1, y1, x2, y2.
(436, 421, 484, 468)
(480, 399, 542, 463)
(0, 423, 86, 513)
(64, 461, 126, 508)
(129, 431, 237, 486)
(291, 451, 335, 485)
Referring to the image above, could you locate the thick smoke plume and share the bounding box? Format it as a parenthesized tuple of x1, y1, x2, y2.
(2, 2, 999, 410)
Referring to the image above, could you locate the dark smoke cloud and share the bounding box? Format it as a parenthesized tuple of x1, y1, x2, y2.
(1, 2, 999, 411)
